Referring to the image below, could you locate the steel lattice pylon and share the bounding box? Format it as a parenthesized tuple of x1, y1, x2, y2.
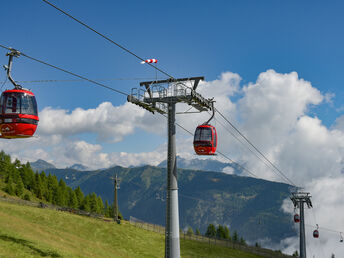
(290, 192, 312, 258)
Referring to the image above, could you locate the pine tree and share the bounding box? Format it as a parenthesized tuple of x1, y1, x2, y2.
(15, 176, 24, 197)
(104, 200, 110, 217)
(67, 188, 78, 209)
(224, 225, 230, 240)
(232, 230, 238, 243)
(34, 172, 43, 199)
(56, 179, 67, 206)
(97, 196, 104, 214)
(240, 237, 246, 245)
(81, 195, 91, 212)
(216, 225, 226, 239)
(195, 228, 201, 235)
(47, 174, 59, 204)
(74, 186, 84, 208)
(5, 176, 15, 195)
(89, 193, 98, 213)
(21, 164, 35, 191)
(205, 224, 216, 237)
(187, 226, 194, 236)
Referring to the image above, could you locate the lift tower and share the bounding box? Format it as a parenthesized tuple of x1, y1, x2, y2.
(128, 77, 213, 258)
(290, 192, 312, 258)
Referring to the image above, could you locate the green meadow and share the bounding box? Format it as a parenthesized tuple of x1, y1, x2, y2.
(0, 200, 263, 258)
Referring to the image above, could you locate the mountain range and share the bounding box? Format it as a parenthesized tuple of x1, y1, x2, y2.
(158, 156, 243, 175)
(30, 159, 89, 172)
(37, 162, 296, 246)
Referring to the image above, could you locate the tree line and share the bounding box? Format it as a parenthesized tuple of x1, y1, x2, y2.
(186, 223, 246, 245)
(0, 151, 120, 218)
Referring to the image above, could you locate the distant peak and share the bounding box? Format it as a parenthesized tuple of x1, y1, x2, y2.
(67, 164, 89, 171)
(30, 159, 56, 171)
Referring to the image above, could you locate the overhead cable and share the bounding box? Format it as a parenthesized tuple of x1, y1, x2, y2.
(41, 0, 174, 79)
(215, 107, 297, 187)
(164, 113, 259, 179)
(0, 44, 129, 96)
(0, 77, 163, 84)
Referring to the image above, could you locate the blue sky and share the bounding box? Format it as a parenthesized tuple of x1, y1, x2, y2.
(1, 1, 344, 254)
(1, 1, 343, 121)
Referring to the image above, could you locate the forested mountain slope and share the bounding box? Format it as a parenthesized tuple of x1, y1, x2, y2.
(46, 165, 295, 244)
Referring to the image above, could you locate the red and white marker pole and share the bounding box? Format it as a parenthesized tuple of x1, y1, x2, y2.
(141, 59, 158, 64)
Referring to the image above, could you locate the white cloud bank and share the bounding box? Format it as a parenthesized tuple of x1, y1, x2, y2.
(1, 69, 343, 256)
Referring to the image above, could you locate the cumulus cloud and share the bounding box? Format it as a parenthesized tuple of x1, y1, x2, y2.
(334, 115, 344, 131)
(38, 101, 164, 143)
(239, 70, 323, 151)
(222, 166, 235, 174)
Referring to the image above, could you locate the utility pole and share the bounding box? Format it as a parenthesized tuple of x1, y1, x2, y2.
(110, 173, 120, 222)
(290, 192, 312, 258)
(128, 77, 213, 258)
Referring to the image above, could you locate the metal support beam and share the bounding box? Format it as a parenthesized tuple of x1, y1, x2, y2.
(299, 201, 306, 258)
(113, 174, 120, 222)
(4, 49, 21, 89)
(165, 102, 180, 258)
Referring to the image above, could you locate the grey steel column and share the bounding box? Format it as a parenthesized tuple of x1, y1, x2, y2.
(165, 102, 180, 258)
(300, 201, 306, 258)
(114, 174, 118, 221)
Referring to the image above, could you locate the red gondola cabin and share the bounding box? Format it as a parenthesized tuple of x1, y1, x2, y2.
(193, 124, 217, 155)
(294, 214, 300, 223)
(313, 229, 319, 238)
(0, 88, 39, 138)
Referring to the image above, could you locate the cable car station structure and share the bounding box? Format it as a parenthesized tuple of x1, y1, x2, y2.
(128, 76, 214, 258)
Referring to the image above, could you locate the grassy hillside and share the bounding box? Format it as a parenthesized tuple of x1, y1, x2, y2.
(0, 199, 264, 258)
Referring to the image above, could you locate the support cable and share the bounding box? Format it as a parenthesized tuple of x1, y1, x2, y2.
(215, 107, 297, 187)
(213, 114, 278, 174)
(0, 44, 129, 96)
(0, 77, 163, 84)
(41, 0, 174, 79)
(162, 113, 259, 179)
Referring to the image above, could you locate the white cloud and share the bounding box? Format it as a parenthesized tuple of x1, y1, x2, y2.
(334, 115, 344, 131)
(38, 101, 164, 143)
(222, 166, 235, 174)
(238, 70, 323, 152)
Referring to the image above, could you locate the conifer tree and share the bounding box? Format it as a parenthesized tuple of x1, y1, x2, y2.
(216, 225, 226, 239)
(81, 195, 91, 212)
(224, 226, 230, 240)
(195, 228, 201, 235)
(5, 176, 15, 195)
(89, 193, 98, 213)
(232, 231, 238, 243)
(20, 163, 35, 190)
(205, 224, 216, 237)
(104, 200, 109, 217)
(15, 176, 24, 197)
(74, 186, 84, 208)
(34, 172, 43, 199)
(187, 226, 194, 236)
(67, 188, 78, 209)
(97, 196, 104, 214)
